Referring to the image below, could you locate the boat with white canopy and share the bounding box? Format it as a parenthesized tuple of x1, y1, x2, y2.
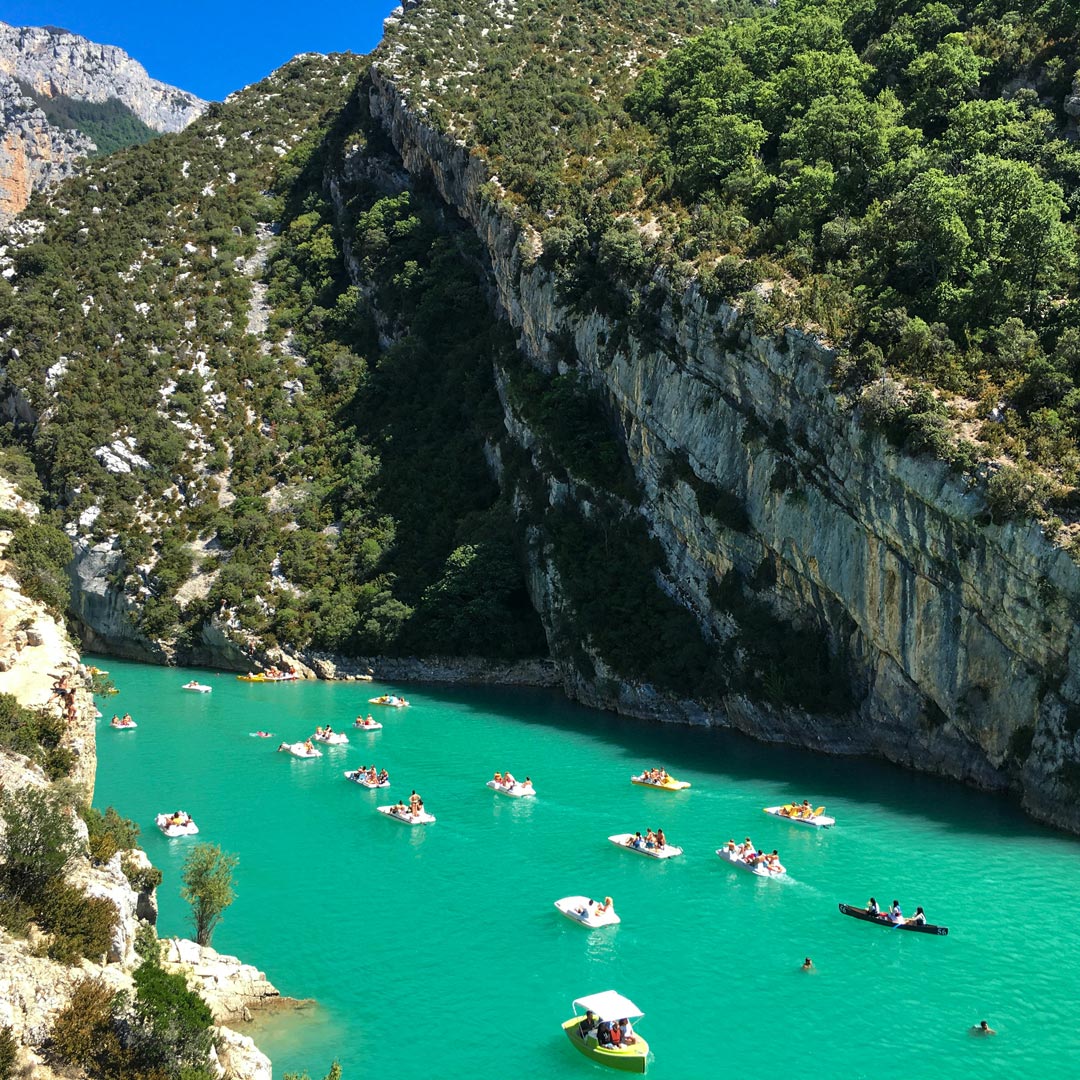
(561, 990, 649, 1072)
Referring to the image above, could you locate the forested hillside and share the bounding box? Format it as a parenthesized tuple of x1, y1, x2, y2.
(0, 54, 544, 663)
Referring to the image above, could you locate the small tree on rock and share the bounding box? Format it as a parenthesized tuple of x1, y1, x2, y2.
(179, 842, 237, 946)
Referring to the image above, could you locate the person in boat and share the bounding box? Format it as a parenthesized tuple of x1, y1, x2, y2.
(626, 831, 644, 849)
(315, 726, 325, 738)
(122, 713, 133, 724)
(493, 771, 503, 785)
(595, 896, 613, 915)
(304, 740, 314, 753)
(887, 900, 904, 923)
(971, 1020, 996, 1036)
(724, 839, 737, 855)
(906, 906, 927, 926)
(523, 776, 532, 788)
(644, 828, 657, 848)
(378, 768, 389, 784)
(578, 1010, 598, 1039)
(503, 771, 516, 786)
(866, 897, 881, 916)
(409, 790, 422, 814)
(765, 850, 785, 873)
(801, 957, 813, 971)
(798, 799, 814, 817)
(618, 1018, 635, 1044)
(656, 827, 667, 848)
(596, 1020, 614, 1046)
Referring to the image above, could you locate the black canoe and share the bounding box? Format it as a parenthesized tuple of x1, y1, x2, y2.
(838, 903, 948, 935)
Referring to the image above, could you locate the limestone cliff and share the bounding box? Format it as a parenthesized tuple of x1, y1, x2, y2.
(0, 21, 205, 218)
(0, 479, 274, 1079)
(362, 64, 1080, 834)
(0, 74, 91, 222)
(0, 22, 205, 132)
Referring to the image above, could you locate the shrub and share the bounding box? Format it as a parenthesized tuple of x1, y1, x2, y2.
(82, 805, 141, 865)
(130, 961, 214, 1073)
(0, 1025, 16, 1080)
(49, 977, 120, 1069)
(38, 878, 117, 962)
(122, 855, 163, 894)
(0, 787, 82, 903)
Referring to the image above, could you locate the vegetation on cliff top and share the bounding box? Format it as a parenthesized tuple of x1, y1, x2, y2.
(383, 0, 1080, 526)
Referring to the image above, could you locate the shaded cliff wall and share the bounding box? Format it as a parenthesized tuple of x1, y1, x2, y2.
(366, 65, 1080, 833)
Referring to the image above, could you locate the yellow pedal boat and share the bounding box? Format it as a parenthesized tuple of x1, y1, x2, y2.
(562, 991, 649, 1073)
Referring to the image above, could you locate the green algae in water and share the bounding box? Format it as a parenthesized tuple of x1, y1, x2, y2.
(92, 657, 1080, 1079)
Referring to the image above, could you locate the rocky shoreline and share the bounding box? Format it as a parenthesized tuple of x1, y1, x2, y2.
(0, 486, 293, 1080)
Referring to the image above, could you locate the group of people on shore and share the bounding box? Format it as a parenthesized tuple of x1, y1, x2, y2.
(721, 837, 786, 873)
(625, 827, 668, 850)
(865, 897, 927, 926)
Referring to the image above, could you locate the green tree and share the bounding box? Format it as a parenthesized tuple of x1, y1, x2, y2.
(179, 842, 238, 947)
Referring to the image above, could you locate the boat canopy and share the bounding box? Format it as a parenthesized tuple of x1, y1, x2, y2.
(572, 990, 643, 1022)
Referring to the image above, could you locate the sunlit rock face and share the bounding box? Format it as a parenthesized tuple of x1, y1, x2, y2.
(0, 21, 206, 218)
(365, 63, 1080, 834)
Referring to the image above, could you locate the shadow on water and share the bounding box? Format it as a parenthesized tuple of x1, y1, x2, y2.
(421, 682, 1066, 844)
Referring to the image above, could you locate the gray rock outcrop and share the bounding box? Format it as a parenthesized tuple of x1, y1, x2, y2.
(0, 22, 206, 131)
(0, 21, 206, 218)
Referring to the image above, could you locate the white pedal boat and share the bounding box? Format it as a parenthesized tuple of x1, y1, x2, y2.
(312, 731, 349, 745)
(716, 848, 787, 878)
(487, 778, 535, 798)
(763, 805, 835, 828)
(377, 804, 435, 825)
(554, 895, 620, 927)
(181, 680, 212, 693)
(278, 741, 322, 758)
(608, 833, 683, 859)
(345, 769, 390, 788)
(353, 718, 383, 731)
(156, 812, 199, 837)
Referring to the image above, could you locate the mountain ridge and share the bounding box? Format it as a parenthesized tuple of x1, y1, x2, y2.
(0, 20, 206, 219)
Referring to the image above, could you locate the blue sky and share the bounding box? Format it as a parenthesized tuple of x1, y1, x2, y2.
(1, 1, 395, 101)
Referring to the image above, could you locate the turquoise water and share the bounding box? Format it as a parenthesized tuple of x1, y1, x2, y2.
(91, 657, 1080, 1080)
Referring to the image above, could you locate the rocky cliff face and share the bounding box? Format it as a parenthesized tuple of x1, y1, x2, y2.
(365, 65, 1080, 833)
(0, 21, 205, 218)
(0, 480, 275, 1079)
(0, 74, 91, 220)
(0, 22, 205, 131)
